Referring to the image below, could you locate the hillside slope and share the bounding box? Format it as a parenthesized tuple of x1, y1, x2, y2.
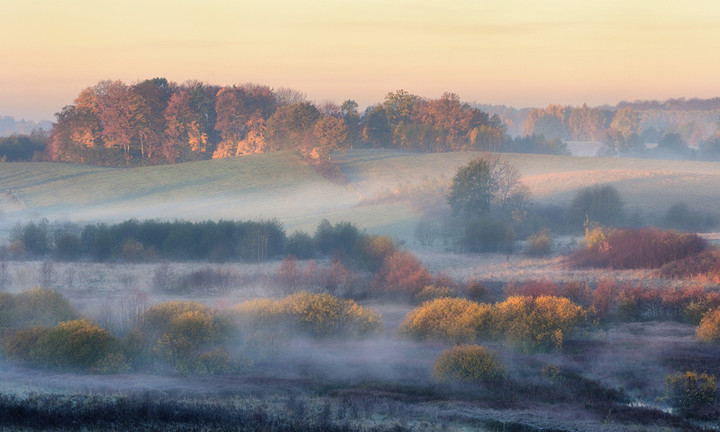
(2, 149, 720, 242)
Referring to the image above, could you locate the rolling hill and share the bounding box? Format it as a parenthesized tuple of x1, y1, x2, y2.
(2, 149, 720, 242)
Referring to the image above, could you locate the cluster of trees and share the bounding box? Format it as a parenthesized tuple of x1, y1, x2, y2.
(6, 219, 286, 262)
(0, 131, 48, 162)
(4, 218, 397, 266)
(47, 79, 537, 166)
(508, 98, 720, 151)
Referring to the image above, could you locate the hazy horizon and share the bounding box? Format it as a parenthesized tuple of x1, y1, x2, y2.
(2, 0, 720, 122)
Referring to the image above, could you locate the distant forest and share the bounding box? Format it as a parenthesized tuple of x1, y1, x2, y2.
(0, 116, 52, 137)
(3, 77, 720, 166)
(480, 98, 720, 148)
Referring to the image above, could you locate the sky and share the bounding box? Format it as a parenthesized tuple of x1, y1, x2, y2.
(2, 0, 720, 121)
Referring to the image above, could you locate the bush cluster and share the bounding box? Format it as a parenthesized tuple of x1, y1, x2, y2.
(568, 228, 706, 269)
(659, 248, 720, 283)
(373, 250, 433, 296)
(590, 280, 720, 324)
(399, 297, 494, 343)
(399, 295, 588, 351)
(233, 292, 382, 340)
(432, 344, 506, 382)
(5, 319, 126, 371)
(524, 229, 553, 256)
(0, 287, 77, 329)
(131, 301, 233, 374)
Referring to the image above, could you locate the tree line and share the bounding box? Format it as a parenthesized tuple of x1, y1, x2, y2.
(487, 100, 720, 153)
(3, 218, 396, 269)
(45, 78, 570, 166)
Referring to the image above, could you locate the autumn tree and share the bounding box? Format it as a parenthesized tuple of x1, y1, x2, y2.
(97, 80, 134, 161)
(340, 99, 361, 147)
(308, 116, 349, 160)
(265, 102, 321, 151)
(362, 105, 391, 147)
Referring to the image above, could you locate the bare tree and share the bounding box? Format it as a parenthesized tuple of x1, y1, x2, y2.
(152, 261, 175, 292)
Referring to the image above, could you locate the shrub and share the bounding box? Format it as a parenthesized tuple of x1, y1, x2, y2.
(525, 229, 553, 256)
(233, 292, 382, 339)
(4, 288, 78, 329)
(133, 301, 232, 373)
(697, 308, 720, 343)
(659, 248, 720, 283)
(157, 310, 228, 373)
(30, 319, 124, 371)
(398, 297, 494, 343)
(494, 295, 587, 351)
(432, 344, 506, 382)
(568, 228, 706, 269)
(5, 326, 50, 360)
(665, 371, 717, 413)
(176, 267, 236, 295)
(375, 250, 433, 296)
(354, 234, 397, 272)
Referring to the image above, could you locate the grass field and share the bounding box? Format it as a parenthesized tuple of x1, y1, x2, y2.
(3, 149, 720, 241)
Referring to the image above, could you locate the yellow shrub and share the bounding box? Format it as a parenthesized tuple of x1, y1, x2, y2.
(697, 308, 720, 343)
(4, 288, 78, 328)
(399, 297, 494, 343)
(433, 344, 506, 382)
(494, 295, 586, 351)
(134, 301, 230, 373)
(30, 319, 123, 370)
(137, 301, 214, 334)
(233, 292, 382, 339)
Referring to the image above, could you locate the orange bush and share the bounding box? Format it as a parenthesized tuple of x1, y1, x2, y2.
(375, 250, 433, 296)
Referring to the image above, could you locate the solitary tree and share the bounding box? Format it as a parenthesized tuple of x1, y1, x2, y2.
(447, 157, 497, 217)
(448, 155, 526, 219)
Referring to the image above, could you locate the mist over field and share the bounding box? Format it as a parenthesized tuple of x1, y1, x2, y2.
(1, 145, 720, 431)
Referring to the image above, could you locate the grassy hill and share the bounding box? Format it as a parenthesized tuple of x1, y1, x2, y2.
(3, 149, 720, 242)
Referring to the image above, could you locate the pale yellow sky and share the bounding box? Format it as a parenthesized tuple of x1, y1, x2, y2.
(2, 0, 720, 120)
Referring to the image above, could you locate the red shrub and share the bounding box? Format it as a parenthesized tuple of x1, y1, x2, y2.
(375, 250, 433, 295)
(591, 279, 619, 321)
(659, 249, 720, 283)
(277, 256, 303, 293)
(569, 228, 706, 269)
